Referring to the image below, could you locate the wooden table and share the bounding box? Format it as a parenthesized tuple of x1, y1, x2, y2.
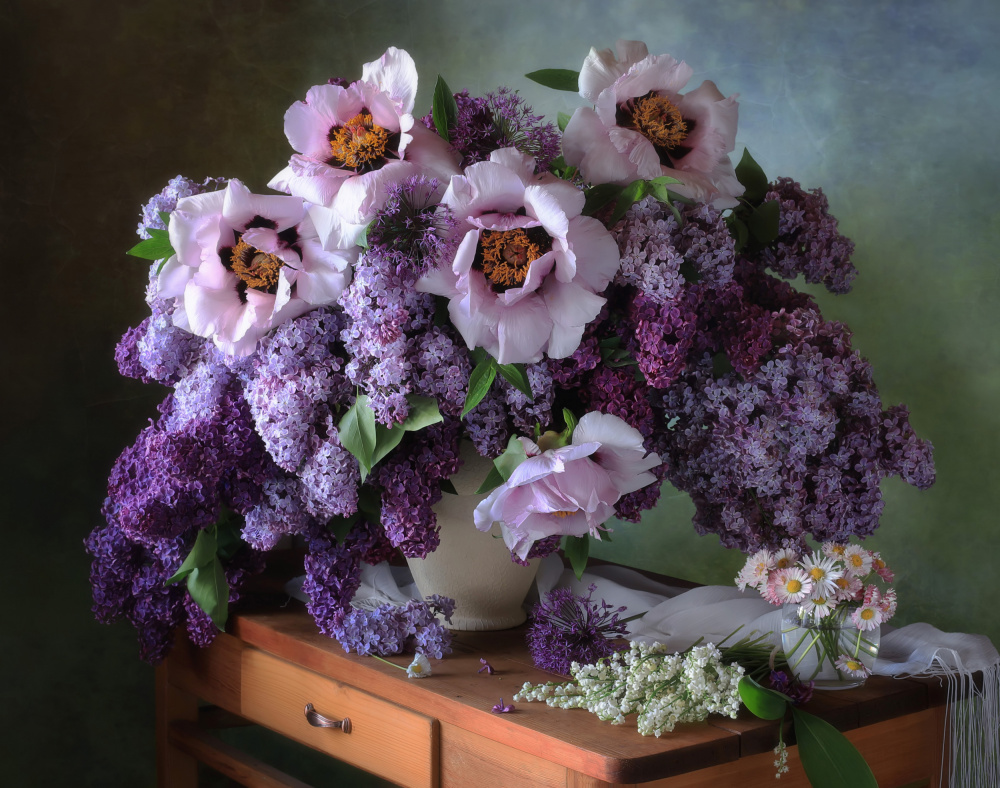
(157, 593, 949, 788)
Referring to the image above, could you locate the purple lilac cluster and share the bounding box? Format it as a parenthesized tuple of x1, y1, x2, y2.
(527, 585, 628, 675)
(334, 596, 456, 659)
(760, 178, 857, 294)
(422, 87, 561, 171)
(136, 174, 227, 239)
(768, 670, 814, 705)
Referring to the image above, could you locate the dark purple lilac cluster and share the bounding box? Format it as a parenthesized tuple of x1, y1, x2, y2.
(422, 87, 561, 171)
(527, 585, 628, 675)
(333, 596, 456, 659)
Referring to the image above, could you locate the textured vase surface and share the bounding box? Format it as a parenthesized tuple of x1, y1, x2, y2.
(781, 603, 881, 690)
(405, 443, 540, 630)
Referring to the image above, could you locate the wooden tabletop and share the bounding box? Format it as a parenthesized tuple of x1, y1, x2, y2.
(224, 594, 943, 785)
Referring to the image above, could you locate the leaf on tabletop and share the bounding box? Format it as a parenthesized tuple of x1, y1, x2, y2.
(791, 707, 879, 788)
(738, 676, 789, 720)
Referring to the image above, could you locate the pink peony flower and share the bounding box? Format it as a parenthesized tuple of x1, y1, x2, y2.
(159, 179, 354, 357)
(474, 412, 661, 559)
(269, 47, 460, 247)
(416, 148, 621, 364)
(562, 40, 743, 209)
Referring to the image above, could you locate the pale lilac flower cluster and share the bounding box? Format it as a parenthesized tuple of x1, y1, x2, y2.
(136, 174, 227, 239)
(334, 596, 455, 659)
(527, 585, 628, 675)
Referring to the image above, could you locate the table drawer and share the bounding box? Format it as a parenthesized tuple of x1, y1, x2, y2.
(240, 648, 438, 788)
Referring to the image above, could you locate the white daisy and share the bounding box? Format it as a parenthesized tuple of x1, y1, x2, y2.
(822, 541, 848, 560)
(851, 601, 884, 632)
(834, 654, 870, 679)
(736, 548, 774, 591)
(802, 594, 836, 619)
(800, 551, 843, 598)
(772, 548, 799, 571)
(832, 575, 863, 603)
(842, 545, 873, 577)
(767, 567, 814, 604)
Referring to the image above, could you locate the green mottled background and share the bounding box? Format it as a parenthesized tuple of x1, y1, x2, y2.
(2, 0, 997, 784)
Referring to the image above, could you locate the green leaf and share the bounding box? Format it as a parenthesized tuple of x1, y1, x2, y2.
(609, 179, 649, 224)
(356, 486, 382, 524)
(402, 395, 444, 432)
(462, 356, 498, 417)
(166, 526, 217, 585)
(439, 479, 458, 495)
(564, 534, 590, 580)
(561, 408, 578, 441)
(157, 211, 172, 226)
(712, 351, 735, 378)
(371, 422, 406, 469)
(726, 215, 749, 252)
(738, 676, 789, 720)
(524, 68, 580, 92)
(646, 175, 682, 204)
(494, 434, 528, 481)
(791, 707, 878, 788)
(214, 510, 244, 561)
(497, 363, 533, 400)
(557, 111, 572, 132)
(357, 221, 372, 250)
(328, 513, 360, 544)
(735, 148, 770, 205)
(583, 183, 625, 216)
(187, 558, 230, 631)
(432, 75, 459, 142)
(747, 200, 780, 245)
(474, 464, 506, 495)
(127, 229, 175, 261)
(338, 395, 378, 480)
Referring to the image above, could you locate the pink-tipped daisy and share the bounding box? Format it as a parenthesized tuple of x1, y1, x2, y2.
(878, 588, 898, 619)
(832, 575, 863, 603)
(772, 548, 799, 571)
(834, 654, 871, 679)
(851, 599, 884, 632)
(870, 552, 895, 583)
(800, 551, 843, 598)
(821, 541, 848, 560)
(767, 567, 814, 604)
(842, 545, 873, 577)
(736, 548, 774, 592)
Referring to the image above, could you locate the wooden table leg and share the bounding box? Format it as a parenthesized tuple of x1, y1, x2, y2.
(156, 661, 199, 787)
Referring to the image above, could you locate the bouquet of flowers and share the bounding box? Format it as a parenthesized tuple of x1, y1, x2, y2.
(88, 40, 934, 663)
(737, 542, 896, 683)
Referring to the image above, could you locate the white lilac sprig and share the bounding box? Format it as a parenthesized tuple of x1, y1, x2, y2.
(514, 641, 743, 738)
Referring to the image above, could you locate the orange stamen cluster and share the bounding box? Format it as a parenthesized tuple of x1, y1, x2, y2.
(630, 94, 689, 150)
(479, 228, 545, 289)
(551, 510, 577, 518)
(229, 239, 284, 292)
(329, 111, 390, 170)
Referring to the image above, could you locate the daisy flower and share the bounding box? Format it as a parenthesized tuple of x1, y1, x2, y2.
(832, 575, 863, 603)
(871, 552, 895, 583)
(772, 548, 799, 571)
(735, 548, 774, 592)
(851, 595, 884, 632)
(802, 594, 836, 619)
(406, 653, 433, 678)
(767, 567, 813, 604)
(834, 654, 871, 679)
(878, 588, 898, 619)
(799, 551, 843, 598)
(842, 545, 873, 576)
(821, 541, 848, 560)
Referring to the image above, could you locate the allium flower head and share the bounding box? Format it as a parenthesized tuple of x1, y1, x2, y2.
(526, 584, 628, 675)
(563, 39, 743, 208)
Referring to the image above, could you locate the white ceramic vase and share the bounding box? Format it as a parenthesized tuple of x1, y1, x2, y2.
(405, 442, 540, 630)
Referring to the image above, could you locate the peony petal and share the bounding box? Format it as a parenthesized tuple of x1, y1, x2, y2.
(523, 185, 570, 241)
(448, 159, 529, 219)
(562, 108, 637, 186)
(565, 215, 621, 292)
(155, 255, 192, 301)
(542, 280, 605, 359)
(169, 189, 226, 268)
(403, 121, 462, 179)
(332, 160, 419, 227)
(579, 41, 649, 104)
(223, 180, 305, 232)
(361, 47, 418, 114)
(285, 85, 353, 157)
(488, 148, 537, 185)
(495, 295, 553, 364)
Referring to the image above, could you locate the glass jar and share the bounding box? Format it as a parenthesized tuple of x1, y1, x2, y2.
(781, 603, 880, 690)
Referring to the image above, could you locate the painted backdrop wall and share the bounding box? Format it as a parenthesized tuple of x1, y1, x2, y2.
(3, 0, 998, 783)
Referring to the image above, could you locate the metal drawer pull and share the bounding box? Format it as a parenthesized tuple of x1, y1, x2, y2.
(304, 703, 352, 733)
